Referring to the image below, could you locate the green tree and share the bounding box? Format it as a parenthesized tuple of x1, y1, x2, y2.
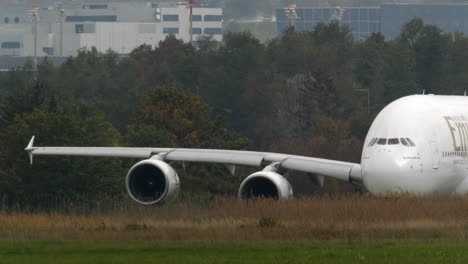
(0, 105, 124, 210)
(127, 86, 247, 148)
(200, 31, 267, 135)
(382, 42, 420, 104)
(126, 86, 249, 195)
(296, 73, 337, 131)
(413, 25, 451, 94)
(445, 32, 468, 95)
(124, 35, 197, 91)
(398, 17, 424, 47)
(398, 18, 450, 94)
(353, 33, 386, 108)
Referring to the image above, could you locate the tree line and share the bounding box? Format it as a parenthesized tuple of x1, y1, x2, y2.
(0, 17, 465, 209)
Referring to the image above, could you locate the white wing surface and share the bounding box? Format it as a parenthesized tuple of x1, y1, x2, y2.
(25, 136, 362, 183)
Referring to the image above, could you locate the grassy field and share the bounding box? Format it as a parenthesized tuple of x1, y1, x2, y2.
(2, 195, 468, 242)
(0, 242, 468, 264)
(2, 196, 468, 263)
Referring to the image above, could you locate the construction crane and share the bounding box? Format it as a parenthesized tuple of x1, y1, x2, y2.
(58, 7, 65, 56)
(330, 6, 345, 23)
(177, 0, 207, 43)
(284, 3, 299, 28)
(27, 5, 39, 77)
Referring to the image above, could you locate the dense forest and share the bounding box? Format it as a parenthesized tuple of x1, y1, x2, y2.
(0, 17, 466, 209)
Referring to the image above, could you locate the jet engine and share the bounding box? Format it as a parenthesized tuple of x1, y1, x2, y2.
(238, 171, 293, 199)
(126, 159, 180, 205)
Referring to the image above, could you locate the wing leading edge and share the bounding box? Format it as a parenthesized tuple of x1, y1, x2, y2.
(25, 136, 362, 184)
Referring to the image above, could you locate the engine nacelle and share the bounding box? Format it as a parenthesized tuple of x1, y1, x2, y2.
(126, 159, 180, 205)
(238, 171, 293, 200)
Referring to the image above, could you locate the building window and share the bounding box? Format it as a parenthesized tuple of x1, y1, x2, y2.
(66, 16, 117, 22)
(75, 24, 96, 34)
(204, 15, 222, 21)
(75, 24, 84, 33)
(4, 17, 9, 24)
(163, 28, 179, 34)
(1, 42, 21, 49)
(163, 15, 179, 21)
(192, 28, 202, 34)
(42, 47, 54, 55)
(204, 28, 222, 34)
(83, 4, 107, 9)
(192, 15, 202, 21)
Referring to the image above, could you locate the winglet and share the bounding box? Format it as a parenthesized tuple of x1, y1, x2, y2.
(25, 136, 35, 165)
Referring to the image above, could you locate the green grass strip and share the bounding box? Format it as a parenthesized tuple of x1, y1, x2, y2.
(0, 242, 466, 264)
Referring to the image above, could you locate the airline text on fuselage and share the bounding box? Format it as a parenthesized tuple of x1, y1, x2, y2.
(444, 115, 468, 151)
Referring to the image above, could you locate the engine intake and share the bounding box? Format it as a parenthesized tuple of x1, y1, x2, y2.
(126, 159, 180, 205)
(238, 171, 293, 200)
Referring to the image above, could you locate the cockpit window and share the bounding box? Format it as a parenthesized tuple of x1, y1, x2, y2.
(369, 137, 415, 147)
(368, 138, 378, 146)
(406, 138, 416, 147)
(377, 138, 387, 145)
(400, 138, 409, 146)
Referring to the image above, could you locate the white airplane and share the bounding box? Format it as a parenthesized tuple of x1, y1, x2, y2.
(24, 94, 468, 205)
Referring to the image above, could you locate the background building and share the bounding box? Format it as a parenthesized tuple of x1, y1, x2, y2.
(277, 4, 468, 41)
(0, 1, 223, 57)
(380, 4, 468, 40)
(277, 6, 381, 40)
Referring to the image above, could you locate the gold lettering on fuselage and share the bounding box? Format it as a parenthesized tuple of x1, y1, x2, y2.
(456, 122, 466, 151)
(443, 115, 468, 151)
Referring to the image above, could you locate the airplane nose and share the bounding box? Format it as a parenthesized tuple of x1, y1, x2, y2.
(363, 150, 423, 194)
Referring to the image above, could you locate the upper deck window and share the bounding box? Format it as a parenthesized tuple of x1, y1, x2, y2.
(388, 138, 399, 145)
(377, 138, 387, 145)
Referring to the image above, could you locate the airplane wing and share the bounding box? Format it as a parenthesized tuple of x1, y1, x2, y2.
(25, 136, 362, 184)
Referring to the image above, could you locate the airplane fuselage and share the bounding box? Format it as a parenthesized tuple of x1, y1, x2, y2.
(361, 95, 468, 195)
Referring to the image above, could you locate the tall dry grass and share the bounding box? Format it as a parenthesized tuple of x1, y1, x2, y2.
(2, 195, 468, 242)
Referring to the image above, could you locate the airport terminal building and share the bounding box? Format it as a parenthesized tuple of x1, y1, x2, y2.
(277, 4, 468, 40)
(0, 1, 223, 57)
